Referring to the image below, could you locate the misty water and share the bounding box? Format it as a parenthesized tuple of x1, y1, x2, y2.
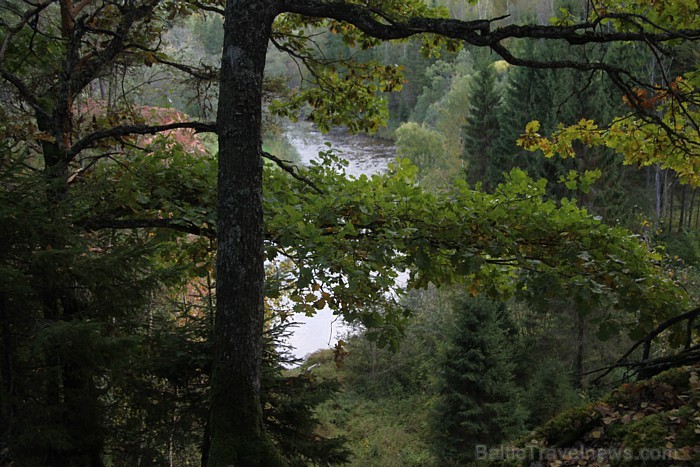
(280, 122, 397, 361)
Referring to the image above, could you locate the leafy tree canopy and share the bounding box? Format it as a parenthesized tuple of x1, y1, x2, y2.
(89, 144, 686, 344)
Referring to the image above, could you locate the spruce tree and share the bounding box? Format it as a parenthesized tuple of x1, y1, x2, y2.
(492, 37, 643, 224)
(260, 320, 351, 467)
(431, 295, 525, 464)
(462, 53, 503, 191)
(490, 39, 544, 187)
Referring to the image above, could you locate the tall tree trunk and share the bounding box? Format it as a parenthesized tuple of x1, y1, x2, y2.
(35, 59, 106, 466)
(654, 164, 662, 223)
(200, 415, 211, 467)
(687, 189, 695, 230)
(679, 184, 686, 233)
(209, 1, 286, 465)
(668, 177, 675, 233)
(575, 312, 585, 388)
(0, 292, 14, 455)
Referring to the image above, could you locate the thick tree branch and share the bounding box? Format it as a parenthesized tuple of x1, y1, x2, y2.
(275, 0, 491, 40)
(276, 1, 699, 47)
(67, 121, 217, 160)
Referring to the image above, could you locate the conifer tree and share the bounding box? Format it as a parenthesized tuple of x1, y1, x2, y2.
(260, 321, 351, 467)
(462, 53, 503, 191)
(490, 39, 543, 187)
(431, 295, 525, 464)
(492, 37, 642, 223)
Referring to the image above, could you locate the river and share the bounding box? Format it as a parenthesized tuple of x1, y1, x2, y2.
(285, 122, 396, 177)
(281, 122, 397, 361)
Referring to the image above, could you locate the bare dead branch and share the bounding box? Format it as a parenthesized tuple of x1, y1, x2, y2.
(155, 58, 220, 81)
(588, 307, 700, 383)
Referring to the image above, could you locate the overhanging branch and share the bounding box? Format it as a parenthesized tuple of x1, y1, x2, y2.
(275, 1, 699, 47)
(274, 0, 699, 154)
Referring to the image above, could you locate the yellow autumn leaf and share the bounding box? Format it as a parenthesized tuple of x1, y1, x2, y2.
(525, 120, 541, 133)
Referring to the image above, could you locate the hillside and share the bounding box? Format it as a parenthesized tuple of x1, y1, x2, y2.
(298, 345, 700, 466)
